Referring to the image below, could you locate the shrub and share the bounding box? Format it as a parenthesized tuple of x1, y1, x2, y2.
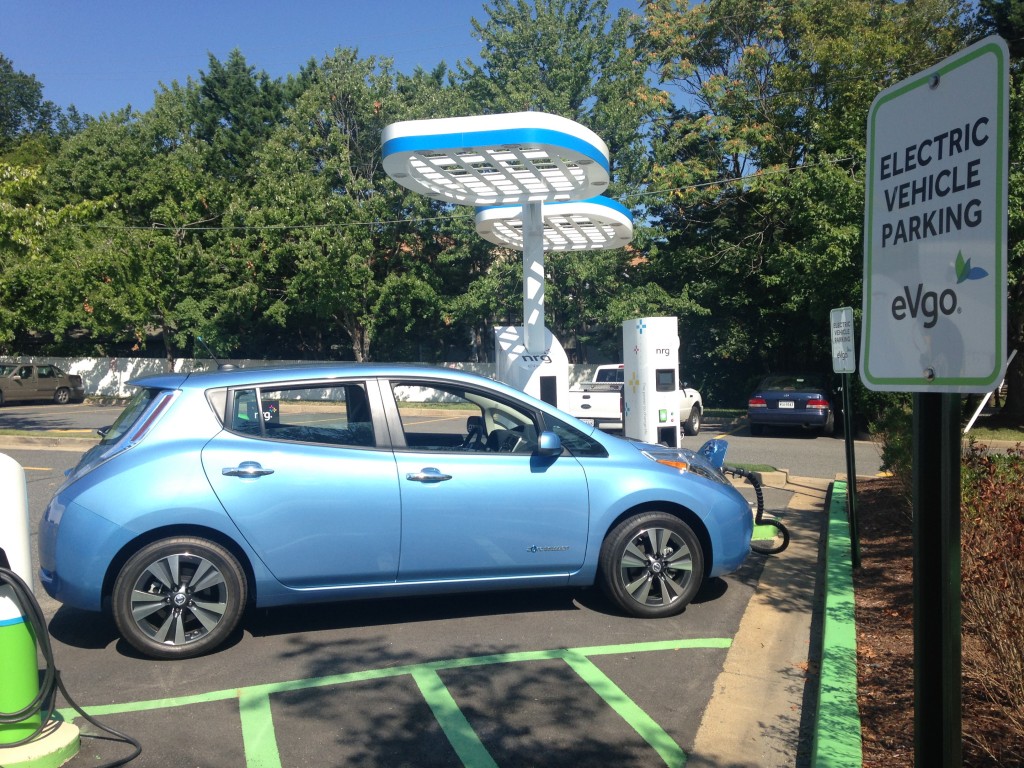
(961, 443, 1024, 764)
(866, 392, 913, 500)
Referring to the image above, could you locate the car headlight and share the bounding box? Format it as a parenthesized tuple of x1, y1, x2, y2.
(643, 450, 730, 485)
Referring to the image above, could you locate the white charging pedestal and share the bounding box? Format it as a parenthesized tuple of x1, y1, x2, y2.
(622, 317, 681, 446)
(0, 453, 80, 766)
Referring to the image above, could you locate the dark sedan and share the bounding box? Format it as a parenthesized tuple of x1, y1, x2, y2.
(747, 373, 835, 436)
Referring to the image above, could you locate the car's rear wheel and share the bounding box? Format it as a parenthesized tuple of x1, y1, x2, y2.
(682, 406, 701, 436)
(749, 422, 763, 436)
(113, 537, 247, 659)
(53, 387, 70, 404)
(599, 512, 704, 618)
(820, 410, 835, 437)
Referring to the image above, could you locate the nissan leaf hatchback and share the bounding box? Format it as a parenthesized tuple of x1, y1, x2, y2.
(39, 364, 752, 659)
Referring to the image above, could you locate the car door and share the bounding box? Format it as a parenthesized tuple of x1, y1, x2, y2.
(7, 366, 37, 401)
(34, 365, 59, 400)
(386, 379, 590, 582)
(202, 379, 402, 588)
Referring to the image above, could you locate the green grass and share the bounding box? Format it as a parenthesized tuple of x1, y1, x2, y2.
(965, 424, 1024, 442)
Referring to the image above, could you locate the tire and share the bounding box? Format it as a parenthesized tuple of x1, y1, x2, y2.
(750, 518, 790, 555)
(749, 422, 763, 436)
(599, 512, 704, 618)
(53, 387, 70, 404)
(113, 536, 247, 659)
(819, 410, 835, 437)
(682, 406, 702, 436)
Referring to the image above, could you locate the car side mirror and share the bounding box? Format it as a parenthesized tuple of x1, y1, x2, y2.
(536, 431, 562, 456)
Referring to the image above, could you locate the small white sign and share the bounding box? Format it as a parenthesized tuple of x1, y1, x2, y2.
(861, 36, 1009, 392)
(831, 307, 856, 374)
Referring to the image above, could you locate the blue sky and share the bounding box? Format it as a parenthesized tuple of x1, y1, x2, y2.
(1, 0, 637, 118)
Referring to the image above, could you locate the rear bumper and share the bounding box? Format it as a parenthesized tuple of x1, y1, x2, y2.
(748, 409, 831, 428)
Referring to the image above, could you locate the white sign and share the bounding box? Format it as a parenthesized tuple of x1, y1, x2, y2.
(861, 36, 1009, 392)
(831, 307, 856, 374)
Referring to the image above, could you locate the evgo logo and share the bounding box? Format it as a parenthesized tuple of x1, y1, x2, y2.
(890, 250, 987, 329)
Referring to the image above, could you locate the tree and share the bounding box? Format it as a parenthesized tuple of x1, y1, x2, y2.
(977, 0, 1024, 420)
(638, 0, 974, 403)
(0, 54, 55, 148)
(193, 50, 293, 184)
(216, 51, 478, 362)
(457, 0, 660, 361)
(0, 163, 107, 352)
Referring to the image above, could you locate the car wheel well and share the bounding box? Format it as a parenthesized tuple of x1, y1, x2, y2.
(102, 525, 256, 613)
(603, 502, 713, 580)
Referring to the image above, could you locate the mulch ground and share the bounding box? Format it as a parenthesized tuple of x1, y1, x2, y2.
(852, 478, 1021, 767)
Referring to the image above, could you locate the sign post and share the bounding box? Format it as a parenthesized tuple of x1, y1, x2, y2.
(861, 36, 1009, 768)
(830, 307, 859, 567)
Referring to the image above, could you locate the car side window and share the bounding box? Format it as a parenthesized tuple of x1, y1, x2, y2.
(37, 366, 55, 378)
(229, 384, 375, 448)
(17, 366, 32, 379)
(391, 382, 538, 454)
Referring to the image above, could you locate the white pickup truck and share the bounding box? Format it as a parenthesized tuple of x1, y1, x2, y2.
(566, 364, 704, 435)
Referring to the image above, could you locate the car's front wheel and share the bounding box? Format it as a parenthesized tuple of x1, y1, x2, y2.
(599, 512, 704, 618)
(112, 537, 247, 659)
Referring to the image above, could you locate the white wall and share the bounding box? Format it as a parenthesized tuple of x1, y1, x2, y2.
(1, 356, 602, 399)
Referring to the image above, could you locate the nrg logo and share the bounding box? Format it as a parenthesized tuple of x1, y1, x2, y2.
(890, 251, 987, 329)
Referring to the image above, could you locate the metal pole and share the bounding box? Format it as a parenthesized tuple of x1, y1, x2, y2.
(912, 393, 962, 768)
(842, 373, 860, 567)
(522, 202, 545, 354)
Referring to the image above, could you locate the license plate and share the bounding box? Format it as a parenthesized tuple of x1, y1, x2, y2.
(778, 401, 795, 409)
(580, 417, 595, 425)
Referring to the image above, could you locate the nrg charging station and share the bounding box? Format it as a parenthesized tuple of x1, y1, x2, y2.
(382, 111, 633, 406)
(623, 317, 681, 447)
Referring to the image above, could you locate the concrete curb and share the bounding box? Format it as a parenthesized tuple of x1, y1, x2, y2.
(0, 436, 97, 452)
(690, 473, 830, 766)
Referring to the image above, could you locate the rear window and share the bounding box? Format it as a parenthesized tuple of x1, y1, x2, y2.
(595, 367, 623, 383)
(99, 387, 161, 445)
(758, 375, 826, 392)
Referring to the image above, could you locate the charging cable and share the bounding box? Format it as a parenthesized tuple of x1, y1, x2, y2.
(0, 565, 142, 766)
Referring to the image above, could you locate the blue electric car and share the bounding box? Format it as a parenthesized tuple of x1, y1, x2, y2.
(39, 363, 752, 659)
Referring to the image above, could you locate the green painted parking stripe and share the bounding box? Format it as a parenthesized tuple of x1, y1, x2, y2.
(59, 638, 731, 767)
(239, 690, 282, 768)
(413, 668, 500, 768)
(563, 650, 687, 768)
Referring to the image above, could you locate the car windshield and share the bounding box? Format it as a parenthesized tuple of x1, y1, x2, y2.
(99, 387, 161, 445)
(758, 375, 826, 392)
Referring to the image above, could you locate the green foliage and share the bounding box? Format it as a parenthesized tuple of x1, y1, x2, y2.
(961, 443, 1024, 761)
(865, 392, 913, 498)
(1, 1, 1012, 398)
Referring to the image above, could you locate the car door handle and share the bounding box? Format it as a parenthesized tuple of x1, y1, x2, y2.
(406, 467, 452, 483)
(222, 461, 275, 478)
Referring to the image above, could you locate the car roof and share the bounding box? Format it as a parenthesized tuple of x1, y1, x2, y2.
(131, 362, 508, 392)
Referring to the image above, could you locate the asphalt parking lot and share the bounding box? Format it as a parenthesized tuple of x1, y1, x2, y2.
(0, 405, 845, 767)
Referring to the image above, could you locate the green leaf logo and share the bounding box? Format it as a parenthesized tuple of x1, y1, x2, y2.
(955, 251, 988, 284)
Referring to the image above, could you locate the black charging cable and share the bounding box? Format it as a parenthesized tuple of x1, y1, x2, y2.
(0, 565, 142, 766)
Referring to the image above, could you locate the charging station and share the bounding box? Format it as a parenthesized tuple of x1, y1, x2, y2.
(0, 453, 80, 765)
(0, 453, 42, 745)
(494, 325, 570, 406)
(383, 112, 633, 406)
(622, 317, 681, 446)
